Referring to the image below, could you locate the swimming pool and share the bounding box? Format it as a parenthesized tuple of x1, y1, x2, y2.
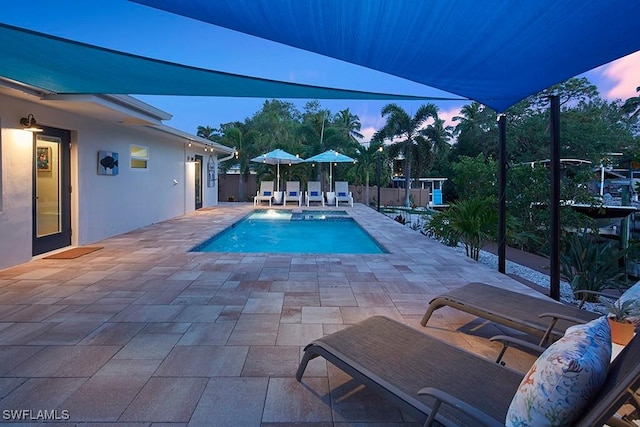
(191, 209, 387, 254)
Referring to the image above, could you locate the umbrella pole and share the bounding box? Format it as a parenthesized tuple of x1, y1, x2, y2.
(277, 163, 280, 192)
(329, 162, 333, 192)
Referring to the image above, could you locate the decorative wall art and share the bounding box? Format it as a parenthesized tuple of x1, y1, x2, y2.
(36, 146, 51, 171)
(207, 154, 216, 187)
(98, 151, 119, 175)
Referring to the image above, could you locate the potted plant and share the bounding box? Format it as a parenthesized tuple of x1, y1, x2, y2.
(598, 297, 640, 345)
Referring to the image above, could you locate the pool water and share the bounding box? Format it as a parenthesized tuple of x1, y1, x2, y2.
(192, 209, 386, 254)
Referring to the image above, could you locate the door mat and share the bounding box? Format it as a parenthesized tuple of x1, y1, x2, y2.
(43, 246, 103, 259)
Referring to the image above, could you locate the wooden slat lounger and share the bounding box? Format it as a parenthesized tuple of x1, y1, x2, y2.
(420, 282, 598, 344)
(297, 315, 640, 427)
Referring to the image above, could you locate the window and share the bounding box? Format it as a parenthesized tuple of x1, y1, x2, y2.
(130, 144, 149, 169)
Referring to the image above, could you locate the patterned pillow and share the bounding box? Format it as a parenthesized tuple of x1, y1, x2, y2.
(505, 316, 611, 426)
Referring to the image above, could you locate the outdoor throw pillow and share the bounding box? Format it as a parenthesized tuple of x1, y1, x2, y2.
(289, 191, 297, 196)
(505, 316, 611, 427)
(263, 191, 271, 196)
(338, 192, 346, 197)
(310, 191, 318, 196)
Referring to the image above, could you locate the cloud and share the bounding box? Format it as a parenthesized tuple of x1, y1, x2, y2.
(355, 111, 387, 142)
(599, 51, 640, 100)
(438, 105, 463, 130)
(360, 126, 378, 142)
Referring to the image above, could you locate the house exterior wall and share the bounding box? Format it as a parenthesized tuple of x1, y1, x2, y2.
(0, 124, 34, 269)
(0, 92, 220, 270)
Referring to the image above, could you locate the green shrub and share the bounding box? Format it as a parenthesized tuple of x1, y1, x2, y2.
(424, 196, 499, 260)
(560, 231, 628, 301)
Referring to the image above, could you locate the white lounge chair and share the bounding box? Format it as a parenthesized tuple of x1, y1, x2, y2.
(284, 181, 302, 206)
(306, 181, 324, 206)
(254, 181, 274, 206)
(334, 181, 353, 207)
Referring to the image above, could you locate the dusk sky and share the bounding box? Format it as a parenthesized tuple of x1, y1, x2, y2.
(3, 0, 639, 142)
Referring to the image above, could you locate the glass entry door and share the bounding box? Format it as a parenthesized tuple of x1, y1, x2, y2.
(195, 154, 203, 209)
(33, 127, 71, 255)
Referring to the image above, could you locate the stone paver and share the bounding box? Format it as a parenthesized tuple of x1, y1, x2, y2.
(0, 203, 546, 424)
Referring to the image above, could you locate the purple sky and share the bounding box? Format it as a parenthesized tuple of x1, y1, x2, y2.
(4, 0, 639, 141)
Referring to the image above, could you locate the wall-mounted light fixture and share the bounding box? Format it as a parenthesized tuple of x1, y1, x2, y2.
(20, 114, 43, 132)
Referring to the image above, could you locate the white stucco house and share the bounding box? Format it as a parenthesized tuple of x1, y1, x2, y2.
(0, 79, 235, 270)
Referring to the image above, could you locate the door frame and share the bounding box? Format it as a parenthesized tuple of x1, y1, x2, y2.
(195, 154, 203, 210)
(32, 126, 72, 256)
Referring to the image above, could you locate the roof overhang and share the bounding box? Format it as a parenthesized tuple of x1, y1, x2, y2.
(0, 78, 234, 155)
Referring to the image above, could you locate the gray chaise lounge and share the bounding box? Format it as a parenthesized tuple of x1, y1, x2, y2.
(296, 315, 640, 427)
(420, 282, 598, 345)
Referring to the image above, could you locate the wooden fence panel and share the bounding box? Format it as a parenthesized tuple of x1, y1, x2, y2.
(218, 175, 430, 207)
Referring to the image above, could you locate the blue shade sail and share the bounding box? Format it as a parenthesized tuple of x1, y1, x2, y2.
(132, 0, 640, 112)
(0, 23, 462, 101)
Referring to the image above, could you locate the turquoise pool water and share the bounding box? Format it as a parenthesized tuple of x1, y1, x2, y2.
(191, 209, 386, 254)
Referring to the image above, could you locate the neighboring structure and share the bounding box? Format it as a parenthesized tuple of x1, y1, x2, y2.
(0, 79, 234, 270)
(417, 178, 447, 207)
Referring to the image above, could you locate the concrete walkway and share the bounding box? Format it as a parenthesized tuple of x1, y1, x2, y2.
(0, 203, 541, 425)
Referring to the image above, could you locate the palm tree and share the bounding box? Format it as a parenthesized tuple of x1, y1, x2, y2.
(333, 108, 364, 142)
(424, 117, 453, 175)
(452, 102, 497, 160)
(219, 122, 257, 201)
(299, 104, 333, 184)
(412, 134, 433, 181)
(196, 126, 217, 140)
(377, 103, 439, 207)
(352, 142, 383, 206)
(622, 86, 640, 119)
(425, 118, 452, 156)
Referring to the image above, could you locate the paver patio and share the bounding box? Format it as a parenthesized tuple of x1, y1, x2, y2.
(0, 203, 546, 425)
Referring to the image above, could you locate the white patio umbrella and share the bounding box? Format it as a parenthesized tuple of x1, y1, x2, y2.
(305, 149, 356, 192)
(250, 148, 304, 191)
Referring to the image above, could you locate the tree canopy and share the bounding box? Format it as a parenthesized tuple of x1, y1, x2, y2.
(197, 76, 639, 223)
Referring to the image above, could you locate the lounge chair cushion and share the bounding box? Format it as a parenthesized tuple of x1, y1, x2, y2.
(506, 316, 611, 426)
